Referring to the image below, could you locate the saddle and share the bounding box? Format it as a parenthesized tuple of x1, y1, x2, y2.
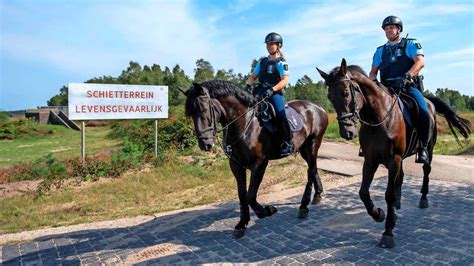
(257, 100, 303, 134)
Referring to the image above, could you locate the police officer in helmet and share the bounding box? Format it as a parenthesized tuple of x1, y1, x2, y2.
(369, 16, 431, 164)
(244, 32, 293, 156)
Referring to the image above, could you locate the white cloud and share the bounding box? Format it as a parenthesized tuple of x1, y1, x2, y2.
(430, 47, 474, 60)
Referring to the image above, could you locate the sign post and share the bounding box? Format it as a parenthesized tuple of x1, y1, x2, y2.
(68, 83, 169, 162)
(81, 121, 85, 164)
(154, 120, 158, 158)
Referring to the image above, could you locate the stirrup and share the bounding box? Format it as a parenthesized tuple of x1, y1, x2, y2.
(280, 142, 294, 156)
(415, 147, 429, 164)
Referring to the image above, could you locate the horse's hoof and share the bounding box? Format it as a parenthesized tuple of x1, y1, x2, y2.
(255, 211, 266, 219)
(311, 194, 322, 205)
(379, 235, 395, 248)
(265, 205, 278, 216)
(297, 208, 309, 219)
(233, 228, 246, 239)
(373, 208, 385, 223)
(418, 199, 429, 208)
(395, 200, 401, 210)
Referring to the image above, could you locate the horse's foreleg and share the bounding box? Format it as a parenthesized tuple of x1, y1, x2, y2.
(247, 161, 276, 219)
(380, 156, 402, 248)
(359, 160, 384, 222)
(229, 162, 249, 239)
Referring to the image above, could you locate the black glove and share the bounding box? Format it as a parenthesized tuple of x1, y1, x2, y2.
(403, 72, 415, 87)
(394, 74, 414, 91)
(263, 88, 274, 99)
(244, 84, 252, 94)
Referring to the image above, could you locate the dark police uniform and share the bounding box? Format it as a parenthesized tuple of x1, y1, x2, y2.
(252, 56, 292, 153)
(372, 38, 431, 155)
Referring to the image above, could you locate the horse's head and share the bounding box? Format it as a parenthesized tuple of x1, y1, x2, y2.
(183, 82, 223, 151)
(317, 58, 359, 140)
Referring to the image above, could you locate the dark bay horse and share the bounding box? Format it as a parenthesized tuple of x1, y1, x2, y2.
(183, 80, 328, 238)
(317, 59, 471, 248)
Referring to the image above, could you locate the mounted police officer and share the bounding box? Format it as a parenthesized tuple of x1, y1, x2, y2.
(369, 16, 430, 164)
(244, 32, 293, 156)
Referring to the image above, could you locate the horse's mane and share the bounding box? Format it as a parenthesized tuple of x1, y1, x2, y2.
(326, 65, 393, 93)
(185, 80, 257, 116)
(326, 65, 368, 84)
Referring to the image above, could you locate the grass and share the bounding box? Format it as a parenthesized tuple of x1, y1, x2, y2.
(0, 156, 236, 234)
(0, 150, 322, 234)
(0, 125, 121, 168)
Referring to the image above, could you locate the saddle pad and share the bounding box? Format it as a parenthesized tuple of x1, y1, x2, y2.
(398, 98, 413, 128)
(260, 105, 304, 134)
(286, 106, 304, 132)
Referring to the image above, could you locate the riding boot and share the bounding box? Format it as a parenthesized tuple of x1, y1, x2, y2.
(279, 118, 294, 156)
(416, 144, 429, 164)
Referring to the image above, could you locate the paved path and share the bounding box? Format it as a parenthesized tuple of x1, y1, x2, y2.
(1, 176, 473, 265)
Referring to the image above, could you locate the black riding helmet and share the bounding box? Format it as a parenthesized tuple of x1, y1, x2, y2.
(382, 16, 403, 32)
(264, 32, 283, 47)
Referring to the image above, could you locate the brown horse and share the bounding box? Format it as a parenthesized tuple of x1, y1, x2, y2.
(182, 80, 328, 238)
(317, 59, 471, 248)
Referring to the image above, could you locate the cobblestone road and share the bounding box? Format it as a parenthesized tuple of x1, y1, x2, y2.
(1, 176, 473, 265)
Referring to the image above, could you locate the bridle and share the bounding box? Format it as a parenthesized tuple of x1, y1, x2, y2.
(331, 73, 400, 127)
(193, 90, 267, 168)
(194, 91, 219, 141)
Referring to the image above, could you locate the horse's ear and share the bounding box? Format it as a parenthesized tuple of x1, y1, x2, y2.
(177, 87, 187, 95)
(340, 58, 348, 75)
(192, 82, 203, 93)
(316, 67, 329, 81)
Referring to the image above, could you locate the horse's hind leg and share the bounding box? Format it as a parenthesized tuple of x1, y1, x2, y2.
(298, 135, 324, 218)
(419, 154, 432, 208)
(311, 134, 324, 205)
(298, 144, 314, 218)
(420, 116, 435, 209)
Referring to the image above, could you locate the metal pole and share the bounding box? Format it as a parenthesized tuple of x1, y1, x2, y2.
(154, 119, 158, 158)
(81, 121, 85, 164)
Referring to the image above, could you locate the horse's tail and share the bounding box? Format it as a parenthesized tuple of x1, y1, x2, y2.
(425, 95, 471, 146)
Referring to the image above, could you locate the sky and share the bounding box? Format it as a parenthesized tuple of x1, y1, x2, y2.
(1, 0, 473, 111)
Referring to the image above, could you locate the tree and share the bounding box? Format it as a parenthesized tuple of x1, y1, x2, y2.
(118, 61, 142, 84)
(435, 88, 467, 111)
(194, 59, 214, 82)
(286, 75, 333, 112)
(47, 85, 68, 106)
(167, 64, 192, 105)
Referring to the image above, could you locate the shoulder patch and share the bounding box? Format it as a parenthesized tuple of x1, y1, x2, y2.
(416, 43, 422, 49)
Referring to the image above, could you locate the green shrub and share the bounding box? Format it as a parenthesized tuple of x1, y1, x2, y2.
(0, 118, 55, 139)
(108, 106, 196, 156)
(29, 154, 68, 196)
